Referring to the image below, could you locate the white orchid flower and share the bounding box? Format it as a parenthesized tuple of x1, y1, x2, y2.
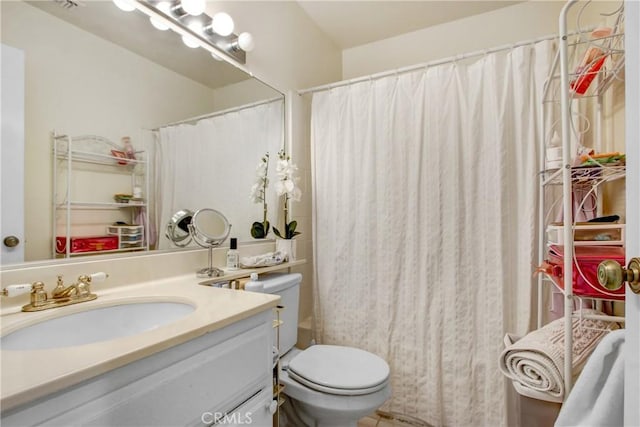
(274, 180, 286, 196)
(250, 152, 269, 204)
(276, 160, 294, 178)
(249, 182, 263, 203)
(256, 161, 268, 176)
(273, 149, 303, 239)
(291, 186, 302, 202)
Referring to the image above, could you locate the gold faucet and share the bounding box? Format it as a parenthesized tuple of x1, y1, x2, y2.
(51, 275, 93, 299)
(2, 273, 108, 312)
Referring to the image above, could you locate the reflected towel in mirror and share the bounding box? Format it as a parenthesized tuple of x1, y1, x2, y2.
(240, 251, 285, 268)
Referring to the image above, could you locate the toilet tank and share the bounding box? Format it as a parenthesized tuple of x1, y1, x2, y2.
(245, 273, 301, 355)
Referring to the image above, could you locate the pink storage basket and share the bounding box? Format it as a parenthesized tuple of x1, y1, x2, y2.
(547, 245, 625, 300)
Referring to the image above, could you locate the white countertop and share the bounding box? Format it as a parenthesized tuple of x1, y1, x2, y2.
(0, 274, 280, 411)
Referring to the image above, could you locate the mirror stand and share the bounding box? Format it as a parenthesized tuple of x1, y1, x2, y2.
(198, 247, 225, 278)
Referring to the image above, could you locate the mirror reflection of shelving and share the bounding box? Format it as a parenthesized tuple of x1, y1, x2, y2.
(52, 134, 149, 258)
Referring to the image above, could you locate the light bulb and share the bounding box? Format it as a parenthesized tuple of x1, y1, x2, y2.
(150, 17, 169, 30)
(150, 2, 171, 30)
(211, 12, 234, 36)
(113, 0, 135, 12)
(181, 0, 205, 16)
(238, 32, 254, 51)
(181, 21, 202, 49)
(182, 34, 199, 48)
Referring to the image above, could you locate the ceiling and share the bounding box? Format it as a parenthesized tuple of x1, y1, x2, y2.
(26, 0, 522, 89)
(296, 1, 522, 49)
(27, 1, 251, 90)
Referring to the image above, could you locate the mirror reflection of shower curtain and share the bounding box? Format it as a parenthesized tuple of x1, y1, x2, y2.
(310, 41, 553, 426)
(152, 99, 284, 249)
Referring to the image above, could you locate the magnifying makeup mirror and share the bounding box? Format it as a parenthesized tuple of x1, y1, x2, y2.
(166, 208, 231, 278)
(165, 209, 194, 247)
(190, 208, 231, 248)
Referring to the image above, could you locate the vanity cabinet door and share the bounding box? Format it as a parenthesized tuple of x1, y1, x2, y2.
(209, 388, 274, 427)
(1, 313, 273, 427)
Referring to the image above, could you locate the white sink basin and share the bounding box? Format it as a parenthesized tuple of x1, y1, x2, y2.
(1, 302, 195, 351)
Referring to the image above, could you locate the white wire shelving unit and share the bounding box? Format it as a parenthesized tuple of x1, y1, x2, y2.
(537, 0, 626, 397)
(52, 133, 150, 258)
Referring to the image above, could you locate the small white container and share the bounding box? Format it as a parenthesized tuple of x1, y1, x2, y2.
(546, 146, 563, 161)
(546, 132, 562, 169)
(133, 186, 142, 198)
(546, 159, 563, 169)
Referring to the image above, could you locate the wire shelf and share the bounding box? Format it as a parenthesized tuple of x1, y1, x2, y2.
(541, 164, 625, 186)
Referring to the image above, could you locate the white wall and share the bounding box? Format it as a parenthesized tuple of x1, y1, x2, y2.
(1, 1, 222, 262)
(342, 1, 608, 79)
(207, 1, 343, 323)
(211, 79, 281, 112)
(1, 1, 343, 324)
(211, 1, 342, 93)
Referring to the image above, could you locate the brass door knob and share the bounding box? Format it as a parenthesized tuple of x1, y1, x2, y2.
(597, 257, 640, 294)
(3, 236, 20, 248)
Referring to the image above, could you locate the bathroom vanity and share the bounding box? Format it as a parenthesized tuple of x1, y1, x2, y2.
(0, 274, 280, 426)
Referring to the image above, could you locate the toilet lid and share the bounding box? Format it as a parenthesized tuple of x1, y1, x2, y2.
(287, 345, 390, 395)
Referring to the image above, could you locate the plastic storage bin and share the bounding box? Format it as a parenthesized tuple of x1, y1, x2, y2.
(546, 245, 625, 300)
(546, 223, 624, 246)
(107, 225, 144, 250)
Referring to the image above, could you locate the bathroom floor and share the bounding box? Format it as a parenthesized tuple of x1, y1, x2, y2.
(358, 416, 402, 426)
(358, 414, 426, 427)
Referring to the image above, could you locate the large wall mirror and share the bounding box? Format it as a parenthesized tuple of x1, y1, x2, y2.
(1, 0, 284, 266)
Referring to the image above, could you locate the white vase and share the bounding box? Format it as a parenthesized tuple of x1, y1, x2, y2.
(276, 238, 297, 261)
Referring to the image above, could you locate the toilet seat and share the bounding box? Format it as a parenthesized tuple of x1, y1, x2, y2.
(287, 345, 390, 396)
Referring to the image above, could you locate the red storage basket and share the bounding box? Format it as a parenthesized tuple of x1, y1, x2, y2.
(56, 236, 119, 254)
(547, 245, 625, 300)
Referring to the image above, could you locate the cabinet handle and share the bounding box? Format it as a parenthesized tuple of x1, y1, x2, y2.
(266, 399, 278, 415)
(3, 235, 20, 248)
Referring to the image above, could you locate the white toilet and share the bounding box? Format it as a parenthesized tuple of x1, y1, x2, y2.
(246, 273, 391, 427)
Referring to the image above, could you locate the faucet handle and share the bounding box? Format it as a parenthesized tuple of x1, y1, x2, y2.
(89, 272, 109, 282)
(78, 272, 108, 284)
(77, 272, 109, 290)
(2, 283, 33, 297)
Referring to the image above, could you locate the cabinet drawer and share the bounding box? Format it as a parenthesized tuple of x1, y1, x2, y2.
(107, 225, 144, 235)
(208, 388, 273, 427)
(546, 223, 625, 246)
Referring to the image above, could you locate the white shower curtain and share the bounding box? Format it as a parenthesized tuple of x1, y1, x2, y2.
(154, 99, 283, 249)
(310, 41, 553, 426)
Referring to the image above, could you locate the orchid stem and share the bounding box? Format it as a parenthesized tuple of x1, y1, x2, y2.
(284, 195, 289, 238)
(263, 203, 268, 229)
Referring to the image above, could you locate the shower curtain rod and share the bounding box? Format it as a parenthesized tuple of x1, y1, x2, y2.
(298, 30, 585, 96)
(153, 96, 282, 130)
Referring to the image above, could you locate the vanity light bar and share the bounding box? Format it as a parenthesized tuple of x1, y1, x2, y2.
(130, 0, 247, 64)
